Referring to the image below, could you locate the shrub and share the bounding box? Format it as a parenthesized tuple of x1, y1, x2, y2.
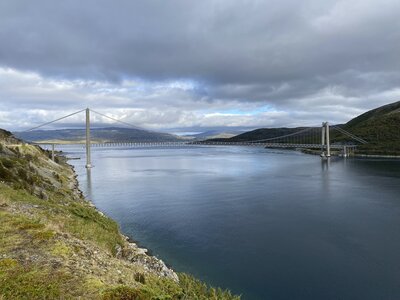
(134, 273, 146, 284)
(0, 158, 14, 169)
(0, 163, 14, 182)
(102, 286, 142, 300)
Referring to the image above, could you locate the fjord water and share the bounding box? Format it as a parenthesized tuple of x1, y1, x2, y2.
(65, 146, 400, 299)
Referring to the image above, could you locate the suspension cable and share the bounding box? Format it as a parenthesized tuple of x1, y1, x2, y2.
(23, 109, 86, 132)
(331, 126, 368, 144)
(242, 127, 316, 143)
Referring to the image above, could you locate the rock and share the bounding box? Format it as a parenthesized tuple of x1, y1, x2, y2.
(115, 244, 123, 259)
(118, 241, 179, 282)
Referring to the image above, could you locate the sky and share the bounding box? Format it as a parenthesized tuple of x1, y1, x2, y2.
(0, 0, 399, 133)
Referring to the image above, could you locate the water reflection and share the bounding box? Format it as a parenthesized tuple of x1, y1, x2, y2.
(85, 168, 93, 201)
(320, 157, 331, 171)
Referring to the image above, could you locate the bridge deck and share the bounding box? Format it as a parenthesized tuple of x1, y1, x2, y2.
(33, 141, 357, 149)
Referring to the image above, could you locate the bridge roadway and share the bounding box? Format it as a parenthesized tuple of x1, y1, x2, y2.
(35, 141, 356, 149)
(192, 141, 355, 149)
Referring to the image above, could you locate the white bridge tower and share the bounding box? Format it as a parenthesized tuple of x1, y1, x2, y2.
(321, 122, 331, 158)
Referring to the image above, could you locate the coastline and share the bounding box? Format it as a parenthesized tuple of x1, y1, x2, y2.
(67, 162, 179, 281)
(300, 148, 400, 159)
(353, 153, 400, 159)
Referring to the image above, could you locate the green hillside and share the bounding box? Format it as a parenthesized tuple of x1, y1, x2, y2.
(213, 127, 307, 143)
(341, 101, 400, 155)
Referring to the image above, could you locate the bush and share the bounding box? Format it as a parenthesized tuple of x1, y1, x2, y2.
(102, 286, 142, 300)
(0, 158, 14, 169)
(134, 273, 146, 284)
(0, 163, 14, 182)
(17, 168, 28, 181)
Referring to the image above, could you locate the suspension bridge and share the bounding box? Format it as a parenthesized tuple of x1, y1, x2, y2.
(22, 108, 368, 168)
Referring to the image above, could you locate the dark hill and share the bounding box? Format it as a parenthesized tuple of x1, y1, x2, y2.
(212, 127, 307, 143)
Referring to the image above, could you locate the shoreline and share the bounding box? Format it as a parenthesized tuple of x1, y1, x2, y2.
(353, 153, 400, 159)
(300, 148, 400, 159)
(67, 161, 179, 281)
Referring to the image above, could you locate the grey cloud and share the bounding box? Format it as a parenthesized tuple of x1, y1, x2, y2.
(1, 0, 399, 82)
(0, 0, 400, 130)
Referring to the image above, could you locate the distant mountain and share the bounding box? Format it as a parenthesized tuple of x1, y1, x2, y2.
(208, 100, 400, 155)
(184, 130, 241, 140)
(14, 127, 182, 143)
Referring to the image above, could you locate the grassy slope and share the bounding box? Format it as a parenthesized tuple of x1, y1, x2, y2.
(0, 130, 239, 300)
(341, 101, 400, 155)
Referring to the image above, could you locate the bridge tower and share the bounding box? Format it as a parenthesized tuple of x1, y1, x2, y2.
(321, 122, 331, 158)
(321, 122, 325, 156)
(85, 108, 92, 168)
(325, 122, 331, 157)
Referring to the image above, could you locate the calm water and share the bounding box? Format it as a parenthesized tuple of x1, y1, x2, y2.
(63, 145, 400, 299)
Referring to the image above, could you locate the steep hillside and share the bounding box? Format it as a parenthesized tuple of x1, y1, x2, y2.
(14, 127, 181, 143)
(0, 130, 239, 299)
(341, 101, 400, 154)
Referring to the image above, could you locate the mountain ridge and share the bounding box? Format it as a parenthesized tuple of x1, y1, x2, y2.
(14, 127, 182, 143)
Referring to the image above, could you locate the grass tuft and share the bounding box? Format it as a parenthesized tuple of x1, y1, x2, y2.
(51, 241, 72, 258)
(67, 202, 123, 254)
(0, 259, 78, 299)
(102, 286, 142, 300)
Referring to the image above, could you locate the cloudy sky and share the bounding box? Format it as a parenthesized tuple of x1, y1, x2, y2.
(0, 0, 399, 133)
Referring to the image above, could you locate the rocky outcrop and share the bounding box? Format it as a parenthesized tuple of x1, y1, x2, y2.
(117, 238, 179, 282)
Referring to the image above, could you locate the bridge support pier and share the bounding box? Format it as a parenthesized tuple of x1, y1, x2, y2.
(326, 122, 331, 157)
(321, 122, 325, 157)
(321, 122, 331, 158)
(85, 108, 92, 168)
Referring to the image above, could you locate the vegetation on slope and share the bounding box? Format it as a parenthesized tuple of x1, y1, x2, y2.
(209, 127, 306, 143)
(340, 101, 400, 155)
(0, 129, 239, 299)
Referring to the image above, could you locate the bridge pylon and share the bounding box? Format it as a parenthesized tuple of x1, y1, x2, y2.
(326, 122, 331, 157)
(321, 122, 331, 158)
(85, 108, 92, 168)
